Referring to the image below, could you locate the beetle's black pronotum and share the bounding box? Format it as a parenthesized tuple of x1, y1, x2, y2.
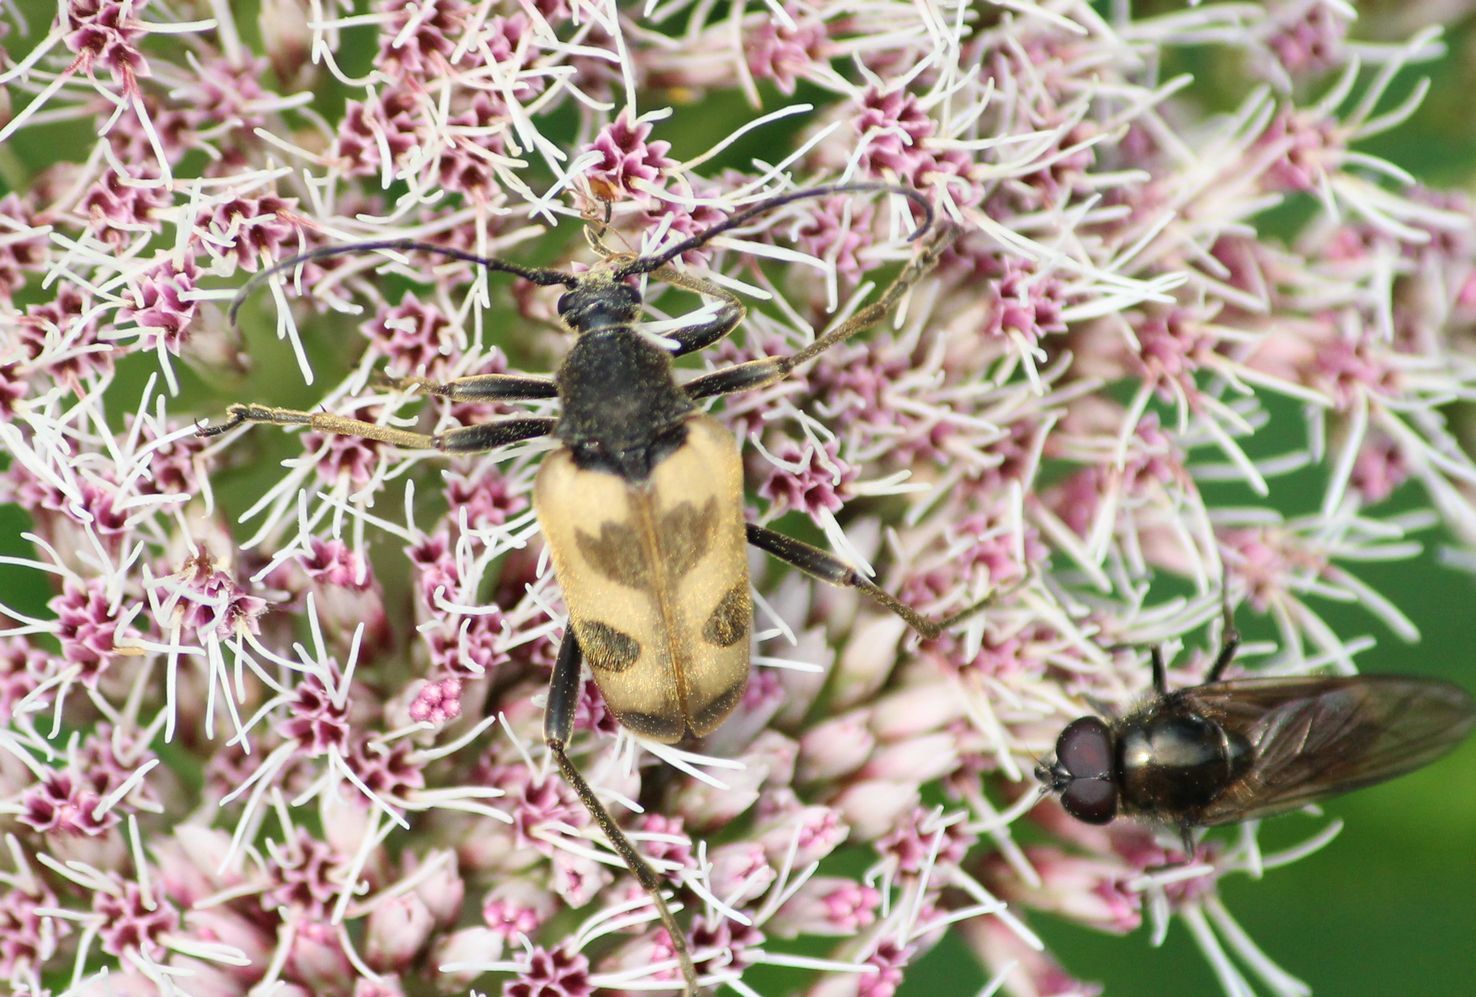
(1036, 603, 1475, 856)
(201, 183, 997, 995)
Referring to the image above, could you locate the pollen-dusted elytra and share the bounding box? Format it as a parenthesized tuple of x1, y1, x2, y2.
(200, 182, 997, 994)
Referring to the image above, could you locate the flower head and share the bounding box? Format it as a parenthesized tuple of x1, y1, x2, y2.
(0, 2, 1471, 996)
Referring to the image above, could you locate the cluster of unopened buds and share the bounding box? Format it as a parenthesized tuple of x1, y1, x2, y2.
(1, 1, 1474, 995)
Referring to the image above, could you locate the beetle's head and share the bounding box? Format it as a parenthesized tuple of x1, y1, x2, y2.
(556, 279, 641, 332)
(1036, 715, 1119, 824)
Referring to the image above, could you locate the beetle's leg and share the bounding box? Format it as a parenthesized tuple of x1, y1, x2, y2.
(371, 371, 558, 402)
(648, 266, 745, 357)
(682, 221, 959, 402)
(544, 633, 701, 996)
(196, 404, 555, 455)
(1207, 598, 1240, 683)
(746, 523, 998, 640)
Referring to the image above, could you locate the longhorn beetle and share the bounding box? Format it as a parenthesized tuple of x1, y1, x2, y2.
(200, 182, 997, 994)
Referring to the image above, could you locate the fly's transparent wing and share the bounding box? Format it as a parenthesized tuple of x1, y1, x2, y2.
(1182, 676, 1475, 826)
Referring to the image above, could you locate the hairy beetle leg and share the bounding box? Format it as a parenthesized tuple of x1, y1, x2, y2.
(371, 370, 559, 401)
(194, 402, 555, 454)
(544, 634, 703, 996)
(684, 221, 959, 402)
(746, 524, 1004, 640)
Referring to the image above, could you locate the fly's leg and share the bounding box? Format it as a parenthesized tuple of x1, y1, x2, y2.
(1150, 646, 1170, 697)
(682, 221, 959, 402)
(1178, 824, 1198, 860)
(1207, 598, 1240, 683)
(544, 634, 701, 996)
(746, 523, 1002, 640)
(1143, 593, 1240, 695)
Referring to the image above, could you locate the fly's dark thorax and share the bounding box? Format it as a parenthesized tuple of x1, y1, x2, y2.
(554, 329, 695, 480)
(1116, 697, 1254, 821)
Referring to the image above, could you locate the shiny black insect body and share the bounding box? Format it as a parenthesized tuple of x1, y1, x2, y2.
(1037, 614, 1475, 854)
(202, 183, 989, 995)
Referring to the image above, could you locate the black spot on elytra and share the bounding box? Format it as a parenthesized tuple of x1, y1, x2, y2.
(579, 619, 641, 672)
(575, 522, 648, 589)
(703, 581, 750, 648)
(662, 497, 718, 578)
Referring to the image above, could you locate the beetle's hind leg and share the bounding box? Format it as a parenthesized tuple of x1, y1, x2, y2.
(746, 524, 1002, 640)
(544, 633, 701, 995)
(682, 220, 959, 402)
(196, 403, 555, 455)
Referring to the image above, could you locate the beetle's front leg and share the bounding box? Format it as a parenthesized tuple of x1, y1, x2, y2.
(196, 404, 555, 455)
(682, 221, 960, 401)
(649, 266, 745, 357)
(371, 370, 558, 402)
(543, 633, 701, 996)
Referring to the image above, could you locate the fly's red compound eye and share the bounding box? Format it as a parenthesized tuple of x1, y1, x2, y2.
(1057, 716, 1112, 779)
(1054, 716, 1118, 824)
(1061, 775, 1118, 824)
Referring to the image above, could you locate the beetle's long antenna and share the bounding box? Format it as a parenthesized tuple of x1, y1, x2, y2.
(227, 238, 579, 326)
(614, 181, 935, 279)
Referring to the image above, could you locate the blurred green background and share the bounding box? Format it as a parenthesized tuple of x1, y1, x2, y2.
(3, 2, 1476, 995)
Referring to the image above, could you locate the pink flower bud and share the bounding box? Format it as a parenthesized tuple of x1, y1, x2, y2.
(768, 876, 881, 938)
(181, 907, 274, 986)
(830, 779, 920, 841)
(318, 781, 378, 857)
(259, 0, 313, 86)
(830, 615, 907, 708)
(964, 917, 1103, 997)
(672, 753, 766, 830)
(153, 827, 243, 906)
(355, 977, 407, 997)
(366, 892, 434, 971)
(858, 732, 959, 784)
(744, 729, 799, 790)
(984, 847, 1141, 935)
(798, 709, 876, 783)
(551, 849, 611, 908)
(769, 623, 836, 727)
(756, 803, 850, 866)
(435, 927, 508, 985)
(868, 681, 968, 741)
(706, 842, 776, 905)
(286, 919, 352, 990)
(412, 851, 465, 928)
(71, 969, 163, 996)
(482, 878, 557, 940)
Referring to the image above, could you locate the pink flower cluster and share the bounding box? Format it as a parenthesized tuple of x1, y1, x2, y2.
(0, 2, 1474, 995)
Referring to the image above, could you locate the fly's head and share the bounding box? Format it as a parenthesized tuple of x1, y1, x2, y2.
(1038, 715, 1119, 825)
